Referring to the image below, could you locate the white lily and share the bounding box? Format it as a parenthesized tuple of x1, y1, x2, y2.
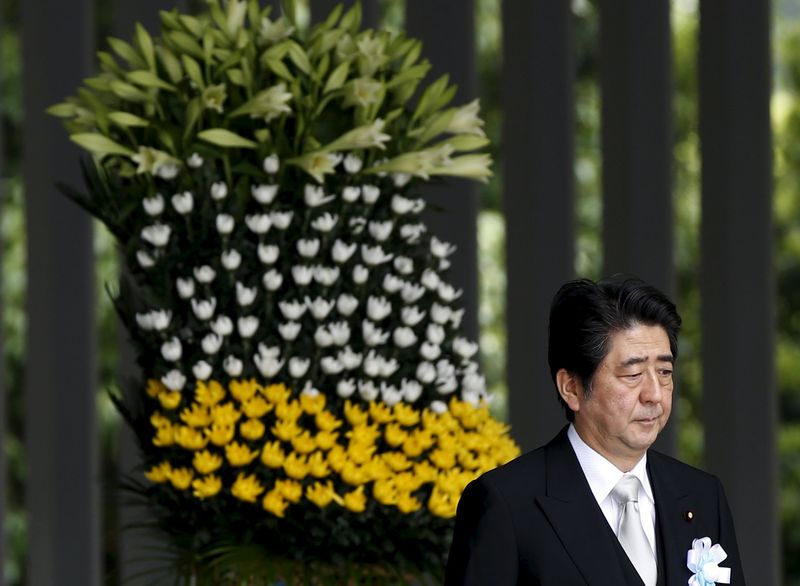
(233, 82, 293, 121)
(278, 321, 301, 341)
(161, 337, 182, 362)
(306, 296, 335, 320)
(368, 220, 393, 241)
(143, 194, 165, 216)
(311, 212, 339, 232)
(216, 214, 235, 234)
(211, 315, 234, 336)
(263, 154, 280, 174)
(361, 244, 393, 265)
(221, 249, 242, 270)
(401, 379, 423, 402)
(245, 214, 272, 234)
(416, 362, 437, 384)
(337, 379, 357, 398)
(191, 297, 217, 320)
(353, 265, 369, 284)
(358, 380, 379, 402)
(263, 269, 283, 291)
(279, 300, 307, 320)
(331, 240, 357, 264)
(362, 184, 380, 204)
(292, 265, 314, 285)
(137, 250, 155, 268)
(237, 316, 259, 338)
(337, 294, 359, 316)
(393, 327, 417, 348)
(258, 244, 280, 264)
(269, 211, 293, 229)
(288, 357, 310, 378)
(171, 191, 194, 214)
(446, 99, 486, 136)
(382, 274, 405, 293)
(325, 118, 391, 152)
(342, 186, 361, 202)
(304, 184, 336, 208)
(297, 238, 320, 258)
(314, 266, 341, 286)
(236, 282, 257, 306)
(401, 306, 426, 327)
(402, 282, 426, 304)
(194, 265, 216, 283)
(210, 181, 228, 200)
(161, 369, 186, 391)
(363, 320, 390, 346)
(193, 360, 212, 381)
(176, 277, 195, 299)
(367, 296, 392, 321)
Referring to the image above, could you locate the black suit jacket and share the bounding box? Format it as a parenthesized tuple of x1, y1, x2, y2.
(445, 427, 746, 585)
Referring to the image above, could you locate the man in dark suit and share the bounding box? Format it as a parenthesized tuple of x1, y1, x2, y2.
(446, 277, 745, 585)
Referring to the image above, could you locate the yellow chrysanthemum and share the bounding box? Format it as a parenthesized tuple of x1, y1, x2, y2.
(344, 401, 368, 426)
(193, 450, 223, 474)
(180, 403, 212, 427)
(342, 485, 366, 513)
(169, 467, 194, 490)
(283, 452, 309, 480)
(401, 435, 426, 458)
(308, 451, 330, 478)
(145, 461, 172, 483)
(368, 401, 393, 424)
(211, 402, 241, 426)
(327, 445, 347, 473)
(261, 441, 285, 468)
(272, 419, 301, 442)
(290, 430, 317, 454)
(383, 452, 413, 472)
(262, 489, 289, 517)
(396, 492, 422, 514)
(384, 423, 407, 447)
(315, 430, 339, 451)
(457, 449, 480, 470)
(152, 424, 175, 447)
(229, 379, 259, 403)
(174, 426, 209, 450)
(158, 391, 182, 410)
(263, 382, 290, 404)
(315, 410, 342, 432)
(428, 485, 457, 518)
(231, 472, 264, 502)
(393, 403, 420, 426)
(306, 481, 340, 508)
(195, 381, 226, 406)
(341, 461, 369, 486)
(430, 448, 457, 470)
(364, 456, 392, 482)
(373, 478, 397, 505)
(150, 411, 171, 429)
(206, 423, 236, 446)
(240, 418, 266, 441)
(147, 379, 167, 398)
(347, 441, 376, 465)
(275, 400, 303, 422)
(275, 479, 303, 503)
(192, 474, 222, 499)
(242, 396, 271, 419)
(225, 441, 259, 466)
(300, 392, 326, 415)
(414, 461, 438, 483)
(395, 471, 424, 492)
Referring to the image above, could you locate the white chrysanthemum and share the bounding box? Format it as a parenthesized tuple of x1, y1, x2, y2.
(328, 321, 351, 346)
(401, 282, 426, 303)
(393, 256, 414, 275)
(314, 326, 334, 348)
(421, 269, 440, 290)
(143, 194, 165, 216)
(292, 265, 314, 285)
(288, 357, 310, 378)
(453, 337, 479, 360)
(211, 182, 228, 200)
(431, 236, 457, 258)
(416, 362, 436, 384)
(401, 306, 426, 326)
(237, 316, 259, 338)
(420, 342, 441, 361)
(382, 274, 404, 294)
(430, 400, 448, 414)
(263, 269, 283, 290)
(362, 184, 380, 204)
(353, 265, 369, 284)
(194, 265, 216, 283)
(304, 184, 335, 207)
(191, 297, 217, 320)
(236, 282, 257, 306)
(321, 356, 344, 375)
(216, 214, 235, 234)
(279, 300, 306, 320)
(223, 355, 244, 377)
(311, 212, 338, 232)
(349, 217, 367, 234)
(343, 153, 363, 174)
(361, 244, 393, 265)
(342, 186, 361, 202)
(161, 337, 182, 362)
(278, 321, 301, 341)
(245, 214, 272, 234)
(427, 323, 446, 345)
(430, 303, 452, 324)
(438, 282, 463, 302)
(307, 297, 335, 320)
(258, 244, 280, 264)
(193, 360, 212, 381)
(187, 153, 204, 168)
(314, 266, 341, 286)
(137, 250, 155, 268)
(211, 315, 234, 336)
(393, 327, 417, 348)
(401, 379, 423, 402)
(171, 191, 193, 214)
(161, 369, 186, 391)
(336, 294, 359, 316)
(337, 379, 357, 398)
(221, 249, 242, 270)
(367, 296, 392, 321)
(263, 154, 280, 174)
(269, 211, 293, 229)
(252, 183, 279, 204)
(176, 277, 195, 299)
(358, 380, 379, 401)
(297, 238, 321, 258)
(339, 346, 363, 370)
(368, 220, 393, 241)
(363, 320, 389, 346)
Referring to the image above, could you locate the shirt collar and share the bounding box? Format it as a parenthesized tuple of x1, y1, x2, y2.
(567, 424, 654, 504)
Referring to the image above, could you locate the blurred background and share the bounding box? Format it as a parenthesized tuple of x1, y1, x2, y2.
(1, 0, 798, 583)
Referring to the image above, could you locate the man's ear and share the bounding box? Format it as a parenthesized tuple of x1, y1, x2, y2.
(556, 369, 582, 413)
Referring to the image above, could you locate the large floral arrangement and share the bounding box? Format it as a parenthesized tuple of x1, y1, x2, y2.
(50, 0, 519, 582)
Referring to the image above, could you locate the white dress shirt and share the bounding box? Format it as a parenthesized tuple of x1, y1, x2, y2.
(567, 424, 657, 555)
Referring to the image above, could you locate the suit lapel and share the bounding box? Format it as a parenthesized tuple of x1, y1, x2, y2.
(535, 428, 639, 585)
(648, 452, 695, 585)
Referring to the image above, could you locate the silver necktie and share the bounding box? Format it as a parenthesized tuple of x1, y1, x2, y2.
(612, 474, 657, 586)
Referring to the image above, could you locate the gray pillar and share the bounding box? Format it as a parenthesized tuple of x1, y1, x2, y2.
(598, 0, 675, 454)
(699, 1, 778, 583)
(310, 0, 379, 28)
(21, 0, 99, 583)
(502, 0, 575, 451)
(406, 0, 479, 342)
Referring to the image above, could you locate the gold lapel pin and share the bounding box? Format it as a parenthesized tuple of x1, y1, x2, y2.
(683, 510, 694, 522)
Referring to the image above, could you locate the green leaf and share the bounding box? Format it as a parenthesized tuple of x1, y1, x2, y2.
(46, 102, 78, 118)
(402, 40, 423, 70)
(226, 68, 246, 86)
(321, 3, 343, 30)
(84, 75, 113, 92)
(412, 74, 449, 122)
(208, 0, 228, 33)
(265, 57, 294, 82)
(287, 41, 311, 75)
(182, 55, 206, 90)
(158, 129, 177, 153)
(135, 23, 156, 70)
(107, 37, 146, 69)
(183, 98, 202, 140)
(323, 60, 349, 93)
(97, 51, 122, 75)
(387, 62, 430, 89)
(316, 52, 331, 79)
(179, 14, 204, 38)
(437, 134, 490, 152)
(70, 133, 134, 156)
(110, 80, 151, 102)
(159, 9, 181, 31)
(157, 46, 183, 84)
(203, 29, 216, 65)
(168, 30, 205, 60)
(254, 128, 271, 143)
(127, 70, 176, 92)
(109, 112, 150, 127)
(198, 128, 258, 149)
(339, 2, 362, 34)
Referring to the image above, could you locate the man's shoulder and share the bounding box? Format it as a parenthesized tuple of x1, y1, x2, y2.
(647, 449, 722, 492)
(471, 434, 559, 499)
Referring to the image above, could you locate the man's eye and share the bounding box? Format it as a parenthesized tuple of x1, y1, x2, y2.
(658, 369, 673, 377)
(625, 373, 642, 380)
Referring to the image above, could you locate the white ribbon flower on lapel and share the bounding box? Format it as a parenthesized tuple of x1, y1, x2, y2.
(687, 537, 731, 585)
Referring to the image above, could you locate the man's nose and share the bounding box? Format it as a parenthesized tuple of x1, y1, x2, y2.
(640, 370, 663, 403)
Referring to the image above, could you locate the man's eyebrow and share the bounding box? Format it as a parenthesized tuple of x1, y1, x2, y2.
(619, 354, 675, 367)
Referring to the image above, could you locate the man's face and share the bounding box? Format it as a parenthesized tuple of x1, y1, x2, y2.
(572, 323, 674, 470)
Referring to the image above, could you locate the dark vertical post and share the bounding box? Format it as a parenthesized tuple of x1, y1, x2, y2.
(21, 0, 99, 584)
(0, 5, 6, 583)
(598, 0, 675, 454)
(406, 0, 479, 342)
(502, 1, 575, 450)
(310, 0, 379, 28)
(699, 1, 778, 582)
